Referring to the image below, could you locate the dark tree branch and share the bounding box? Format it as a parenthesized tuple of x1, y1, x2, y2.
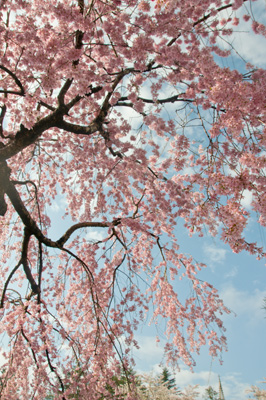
(37, 241, 43, 304)
(117, 94, 191, 106)
(38, 100, 56, 112)
(0, 260, 22, 308)
(0, 89, 24, 96)
(77, 0, 84, 14)
(21, 228, 40, 295)
(0, 109, 66, 162)
(56, 220, 121, 247)
(58, 79, 73, 106)
(21, 329, 39, 367)
(0, 65, 25, 96)
(65, 85, 103, 110)
(0, 226, 40, 308)
(56, 72, 132, 137)
(0, 82, 104, 162)
(12, 179, 38, 193)
(0, 155, 10, 215)
(4, 179, 55, 246)
(45, 349, 66, 399)
(0, 104, 6, 138)
(100, 129, 123, 158)
(0, 105, 13, 139)
(140, 94, 189, 104)
(54, 119, 99, 135)
(2, 161, 122, 249)
(2, 160, 122, 249)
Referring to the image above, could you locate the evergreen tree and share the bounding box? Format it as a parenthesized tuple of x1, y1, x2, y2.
(161, 368, 177, 391)
(203, 386, 219, 400)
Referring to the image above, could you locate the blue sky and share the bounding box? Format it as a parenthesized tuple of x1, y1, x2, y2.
(131, 222, 266, 399)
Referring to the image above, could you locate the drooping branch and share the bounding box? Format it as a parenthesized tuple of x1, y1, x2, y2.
(4, 177, 56, 247)
(21, 228, 40, 295)
(0, 260, 22, 308)
(37, 241, 43, 304)
(0, 155, 9, 215)
(6, 174, 122, 250)
(20, 328, 39, 368)
(45, 349, 66, 399)
(0, 227, 39, 307)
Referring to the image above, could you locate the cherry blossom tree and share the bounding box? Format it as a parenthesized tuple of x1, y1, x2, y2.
(107, 371, 194, 400)
(247, 379, 266, 400)
(115, 372, 181, 400)
(0, 0, 265, 398)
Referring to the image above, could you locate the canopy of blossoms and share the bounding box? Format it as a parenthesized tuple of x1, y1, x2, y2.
(0, 0, 265, 398)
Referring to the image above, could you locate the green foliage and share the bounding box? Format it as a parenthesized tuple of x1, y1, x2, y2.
(203, 386, 219, 400)
(99, 368, 138, 400)
(160, 367, 179, 392)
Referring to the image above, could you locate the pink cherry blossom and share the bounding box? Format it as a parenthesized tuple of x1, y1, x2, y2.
(0, 0, 265, 398)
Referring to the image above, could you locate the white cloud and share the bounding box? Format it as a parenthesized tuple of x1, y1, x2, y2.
(172, 368, 252, 400)
(134, 335, 165, 365)
(174, 368, 212, 388)
(0, 348, 7, 368)
(175, 370, 250, 400)
(153, 366, 250, 400)
(225, 265, 238, 278)
(227, 28, 266, 69)
(222, 373, 251, 400)
(85, 229, 105, 242)
(220, 284, 266, 321)
(240, 190, 253, 210)
(203, 243, 227, 270)
(217, 0, 266, 69)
